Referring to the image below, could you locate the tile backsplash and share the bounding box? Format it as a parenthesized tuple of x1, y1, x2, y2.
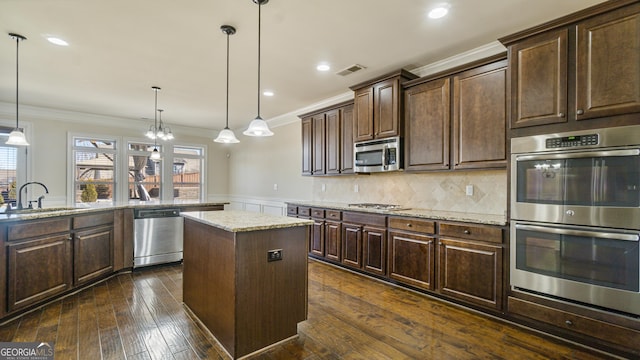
(312, 170, 507, 216)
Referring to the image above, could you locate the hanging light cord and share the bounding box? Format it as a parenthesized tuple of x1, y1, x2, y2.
(14, 35, 21, 129)
(153, 87, 159, 148)
(256, 1, 262, 118)
(225, 29, 230, 129)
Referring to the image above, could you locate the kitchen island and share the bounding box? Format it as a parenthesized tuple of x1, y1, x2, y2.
(181, 211, 313, 359)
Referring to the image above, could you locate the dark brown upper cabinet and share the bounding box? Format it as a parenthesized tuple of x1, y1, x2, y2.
(299, 101, 354, 176)
(403, 55, 507, 172)
(350, 70, 418, 142)
(501, 0, 640, 135)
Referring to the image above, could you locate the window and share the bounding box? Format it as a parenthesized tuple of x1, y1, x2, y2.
(0, 126, 20, 206)
(127, 142, 162, 201)
(72, 137, 117, 206)
(172, 146, 204, 202)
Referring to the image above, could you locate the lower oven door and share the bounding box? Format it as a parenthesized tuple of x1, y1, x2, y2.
(511, 221, 640, 315)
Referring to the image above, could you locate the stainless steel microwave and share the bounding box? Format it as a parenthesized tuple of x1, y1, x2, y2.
(354, 137, 402, 173)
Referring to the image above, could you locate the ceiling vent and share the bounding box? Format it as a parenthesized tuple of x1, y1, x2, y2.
(336, 64, 366, 76)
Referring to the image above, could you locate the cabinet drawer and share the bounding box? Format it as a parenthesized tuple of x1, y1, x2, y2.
(73, 211, 114, 229)
(311, 208, 325, 219)
(287, 205, 298, 216)
(508, 297, 640, 350)
(343, 212, 386, 227)
(297, 207, 311, 217)
(439, 222, 503, 243)
(388, 217, 435, 234)
(326, 210, 341, 221)
(8, 218, 71, 241)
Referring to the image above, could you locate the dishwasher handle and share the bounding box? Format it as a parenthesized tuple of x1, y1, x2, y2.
(134, 208, 181, 219)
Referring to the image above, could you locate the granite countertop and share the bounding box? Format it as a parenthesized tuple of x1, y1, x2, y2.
(0, 202, 229, 222)
(287, 201, 507, 226)
(182, 210, 314, 232)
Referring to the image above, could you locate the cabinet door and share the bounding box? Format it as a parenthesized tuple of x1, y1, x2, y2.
(74, 226, 114, 286)
(576, 4, 640, 120)
(7, 234, 72, 312)
(341, 223, 362, 269)
(340, 105, 354, 173)
(312, 114, 326, 175)
(310, 219, 325, 257)
(353, 87, 374, 142)
(374, 77, 401, 138)
(325, 109, 341, 175)
(325, 220, 341, 262)
(453, 61, 507, 169)
(404, 78, 450, 171)
(388, 231, 435, 290)
(362, 226, 386, 276)
(438, 238, 503, 310)
(509, 29, 568, 128)
(301, 117, 313, 175)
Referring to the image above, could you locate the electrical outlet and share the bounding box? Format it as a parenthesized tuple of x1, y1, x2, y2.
(354, 184, 359, 193)
(466, 185, 474, 196)
(267, 249, 283, 262)
(273, 183, 278, 191)
(321, 184, 326, 192)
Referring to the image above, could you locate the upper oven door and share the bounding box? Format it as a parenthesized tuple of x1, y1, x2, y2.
(511, 148, 640, 228)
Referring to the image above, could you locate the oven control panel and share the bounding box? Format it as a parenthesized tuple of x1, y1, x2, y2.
(546, 134, 599, 148)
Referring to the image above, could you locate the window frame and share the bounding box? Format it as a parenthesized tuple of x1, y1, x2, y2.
(68, 133, 119, 207)
(0, 120, 30, 206)
(171, 144, 206, 203)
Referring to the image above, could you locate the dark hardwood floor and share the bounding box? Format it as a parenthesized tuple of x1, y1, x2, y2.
(0, 259, 618, 359)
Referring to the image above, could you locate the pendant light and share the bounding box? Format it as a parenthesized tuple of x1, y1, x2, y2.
(243, 0, 274, 137)
(214, 25, 240, 144)
(150, 86, 162, 161)
(6, 33, 29, 146)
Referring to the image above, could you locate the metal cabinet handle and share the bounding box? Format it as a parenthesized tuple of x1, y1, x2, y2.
(565, 320, 573, 326)
(576, 109, 584, 115)
(463, 230, 470, 235)
(407, 223, 412, 227)
(558, 113, 565, 117)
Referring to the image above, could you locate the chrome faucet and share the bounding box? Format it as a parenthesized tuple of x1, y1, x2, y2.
(17, 182, 49, 210)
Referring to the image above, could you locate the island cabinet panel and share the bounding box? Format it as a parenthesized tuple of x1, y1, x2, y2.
(404, 77, 451, 171)
(7, 234, 72, 312)
(183, 220, 236, 355)
(183, 216, 309, 359)
(508, 29, 568, 129)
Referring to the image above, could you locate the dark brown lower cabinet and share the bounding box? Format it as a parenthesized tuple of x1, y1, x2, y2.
(325, 220, 341, 262)
(437, 238, 503, 310)
(310, 219, 324, 257)
(362, 226, 386, 276)
(7, 234, 73, 312)
(341, 223, 362, 269)
(74, 226, 113, 286)
(388, 231, 435, 290)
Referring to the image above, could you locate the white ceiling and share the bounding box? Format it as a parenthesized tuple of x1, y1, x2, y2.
(0, 0, 605, 133)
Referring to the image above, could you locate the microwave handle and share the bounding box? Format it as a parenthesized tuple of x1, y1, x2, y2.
(515, 224, 639, 241)
(516, 148, 640, 161)
(382, 145, 387, 166)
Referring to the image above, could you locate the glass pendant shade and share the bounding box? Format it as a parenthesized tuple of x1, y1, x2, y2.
(243, 117, 273, 136)
(150, 148, 161, 161)
(6, 129, 29, 146)
(214, 128, 240, 143)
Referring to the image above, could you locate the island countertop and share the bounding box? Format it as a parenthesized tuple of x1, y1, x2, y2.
(182, 210, 313, 232)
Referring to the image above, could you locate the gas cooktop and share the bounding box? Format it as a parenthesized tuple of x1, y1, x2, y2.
(347, 203, 410, 211)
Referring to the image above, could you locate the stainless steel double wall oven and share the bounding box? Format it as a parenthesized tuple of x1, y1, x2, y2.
(510, 125, 640, 316)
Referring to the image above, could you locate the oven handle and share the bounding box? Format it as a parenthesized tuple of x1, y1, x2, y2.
(515, 224, 639, 241)
(515, 148, 640, 161)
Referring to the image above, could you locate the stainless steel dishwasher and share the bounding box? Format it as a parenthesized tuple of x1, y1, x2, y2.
(133, 208, 184, 268)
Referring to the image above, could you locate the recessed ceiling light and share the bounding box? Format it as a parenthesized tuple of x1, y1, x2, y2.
(47, 37, 69, 46)
(316, 63, 331, 72)
(263, 90, 274, 97)
(428, 6, 449, 19)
